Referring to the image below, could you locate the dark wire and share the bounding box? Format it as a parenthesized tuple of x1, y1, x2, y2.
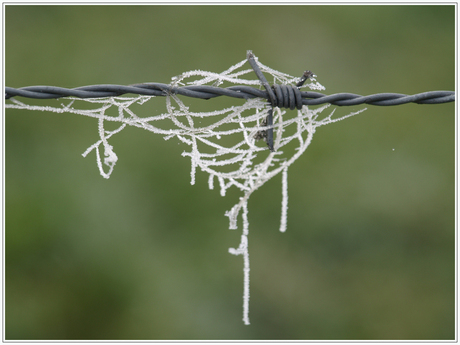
(5, 85, 454, 106)
(5, 50, 454, 107)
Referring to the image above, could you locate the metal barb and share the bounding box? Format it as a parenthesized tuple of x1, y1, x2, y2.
(296, 70, 315, 88)
(247, 50, 276, 151)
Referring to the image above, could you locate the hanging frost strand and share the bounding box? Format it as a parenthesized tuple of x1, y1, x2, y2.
(228, 200, 251, 325)
(280, 167, 289, 233)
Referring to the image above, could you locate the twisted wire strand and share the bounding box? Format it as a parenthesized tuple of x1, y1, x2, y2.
(5, 49, 454, 107)
(5, 84, 454, 106)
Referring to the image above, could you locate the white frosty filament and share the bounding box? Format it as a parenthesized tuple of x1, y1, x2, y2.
(280, 167, 289, 233)
(228, 200, 250, 325)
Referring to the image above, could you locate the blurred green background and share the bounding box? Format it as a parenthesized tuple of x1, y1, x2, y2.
(5, 5, 455, 340)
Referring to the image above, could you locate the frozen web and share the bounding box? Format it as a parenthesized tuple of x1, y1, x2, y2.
(6, 53, 366, 325)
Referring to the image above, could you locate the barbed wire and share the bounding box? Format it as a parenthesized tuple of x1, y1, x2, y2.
(5, 84, 455, 107)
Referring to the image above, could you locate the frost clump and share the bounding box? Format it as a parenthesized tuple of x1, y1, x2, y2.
(6, 53, 365, 325)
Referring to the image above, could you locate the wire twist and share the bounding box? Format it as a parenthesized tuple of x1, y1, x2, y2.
(247, 50, 311, 151)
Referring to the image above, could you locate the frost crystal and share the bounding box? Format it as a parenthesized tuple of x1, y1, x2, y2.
(6, 53, 366, 325)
